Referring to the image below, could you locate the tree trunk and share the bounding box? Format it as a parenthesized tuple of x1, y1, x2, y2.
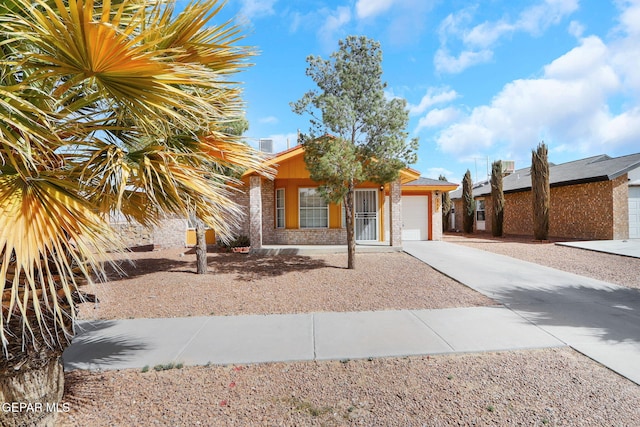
(344, 182, 356, 270)
(195, 218, 207, 274)
(0, 350, 65, 427)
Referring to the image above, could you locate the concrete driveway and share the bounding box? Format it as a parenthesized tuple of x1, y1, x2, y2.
(403, 240, 640, 385)
(556, 239, 640, 258)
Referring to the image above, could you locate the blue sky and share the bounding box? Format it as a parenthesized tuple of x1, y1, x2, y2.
(205, 0, 640, 184)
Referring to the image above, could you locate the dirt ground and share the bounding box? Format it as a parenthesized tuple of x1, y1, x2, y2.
(58, 236, 640, 426)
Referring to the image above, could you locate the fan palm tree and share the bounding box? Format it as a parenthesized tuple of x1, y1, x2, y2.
(0, 0, 269, 424)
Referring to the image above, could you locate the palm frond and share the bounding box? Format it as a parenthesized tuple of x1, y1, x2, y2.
(0, 172, 121, 351)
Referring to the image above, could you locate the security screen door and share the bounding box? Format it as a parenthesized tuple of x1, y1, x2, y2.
(355, 189, 378, 241)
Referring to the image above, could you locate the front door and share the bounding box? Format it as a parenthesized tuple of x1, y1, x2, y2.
(355, 189, 378, 241)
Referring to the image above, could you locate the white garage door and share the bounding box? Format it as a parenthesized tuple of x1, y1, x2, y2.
(402, 196, 429, 240)
(630, 187, 640, 239)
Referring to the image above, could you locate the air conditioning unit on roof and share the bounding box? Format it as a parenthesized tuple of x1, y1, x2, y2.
(501, 160, 515, 175)
(259, 138, 273, 154)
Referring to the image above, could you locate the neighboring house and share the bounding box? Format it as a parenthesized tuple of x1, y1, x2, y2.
(178, 144, 457, 248)
(450, 152, 640, 240)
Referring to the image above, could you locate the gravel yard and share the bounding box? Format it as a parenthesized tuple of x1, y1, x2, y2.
(58, 239, 640, 426)
(76, 250, 494, 320)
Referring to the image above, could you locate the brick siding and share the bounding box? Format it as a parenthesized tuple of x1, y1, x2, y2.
(452, 174, 630, 240)
(500, 175, 629, 240)
(111, 221, 154, 249)
(153, 216, 188, 248)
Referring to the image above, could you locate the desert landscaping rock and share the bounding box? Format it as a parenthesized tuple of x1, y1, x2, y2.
(59, 237, 640, 425)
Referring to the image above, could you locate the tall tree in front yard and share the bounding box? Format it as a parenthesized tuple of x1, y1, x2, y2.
(531, 142, 550, 240)
(440, 175, 452, 232)
(0, 0, 267, 424)
(462, 170, 475, 233)
(291, 36, 418, 269)
(490, 160, 505, 237)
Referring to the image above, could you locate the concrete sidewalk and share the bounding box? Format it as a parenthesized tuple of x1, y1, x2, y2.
(63, 306, 563, 371)
(556, 239, 640, 258)
(404, 240, 640, 385)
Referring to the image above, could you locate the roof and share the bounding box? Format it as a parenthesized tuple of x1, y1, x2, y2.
(405, 177, 458, 192)
(450, 152, 640, 199)
(243, 143, 423, 184)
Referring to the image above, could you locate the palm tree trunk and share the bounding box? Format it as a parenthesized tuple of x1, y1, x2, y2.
(0, 324, 66, 427)
(195, 218, 207, 274)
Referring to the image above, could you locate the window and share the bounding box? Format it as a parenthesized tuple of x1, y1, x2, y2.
(299, 188, 328, 228)
(275, 188, 285, 228)
(476, 199, 486, 221)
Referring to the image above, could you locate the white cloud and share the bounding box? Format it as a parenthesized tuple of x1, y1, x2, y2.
(409, 88, 459, 115)
(515, 0, 579, 35)
(415, 107, 461, 132)
(437, 0, 579, 74)
(434, 30, 640, 158)
(434, 48, 493, 74)
(464, 20, 514, 48)
(259, 116, 279, 125)
(318, 6, 352, 49)
(568, 20, 585, 38)
(425, 167, 455, 180)
(618, 0, 640, 37)
(239, 0, 277, 20)
(356, 0, 395, 19)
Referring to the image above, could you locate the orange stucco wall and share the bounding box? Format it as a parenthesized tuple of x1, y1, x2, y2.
(272, 155, 386, 238)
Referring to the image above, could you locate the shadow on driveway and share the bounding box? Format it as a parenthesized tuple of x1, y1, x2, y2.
(496, 285, 640, 344)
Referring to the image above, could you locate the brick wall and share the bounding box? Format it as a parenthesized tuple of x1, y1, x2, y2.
(502, 176, 629, 240)
(261, 179, 276, 245)
(270, 228, 347, 245)
(229, 185, 250, 239)
(111, 221, 154, 249)
(612, 175, 629, 240)
(503, 191, 533, 237)
(153, 216, 187, 248)
(452, 175, 630, 240)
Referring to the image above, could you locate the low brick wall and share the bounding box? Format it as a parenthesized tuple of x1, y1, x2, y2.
(111, 221, 154, 250)
(269, 228, 347, 245)
(153, 217, 188, 248)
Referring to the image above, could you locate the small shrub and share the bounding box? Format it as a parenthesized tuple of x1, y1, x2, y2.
(153, 362, 183, 371)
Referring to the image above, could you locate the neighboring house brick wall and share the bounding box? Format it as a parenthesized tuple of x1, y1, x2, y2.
(611, 175, 629, 240)
(547, 180, 613, 240)
(229, 185, 250, 239)
(499, 176, 629, 240)
(153, 216, 187, 248)
(502, 191, 532, 237)
(112, 221, 154, 249)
